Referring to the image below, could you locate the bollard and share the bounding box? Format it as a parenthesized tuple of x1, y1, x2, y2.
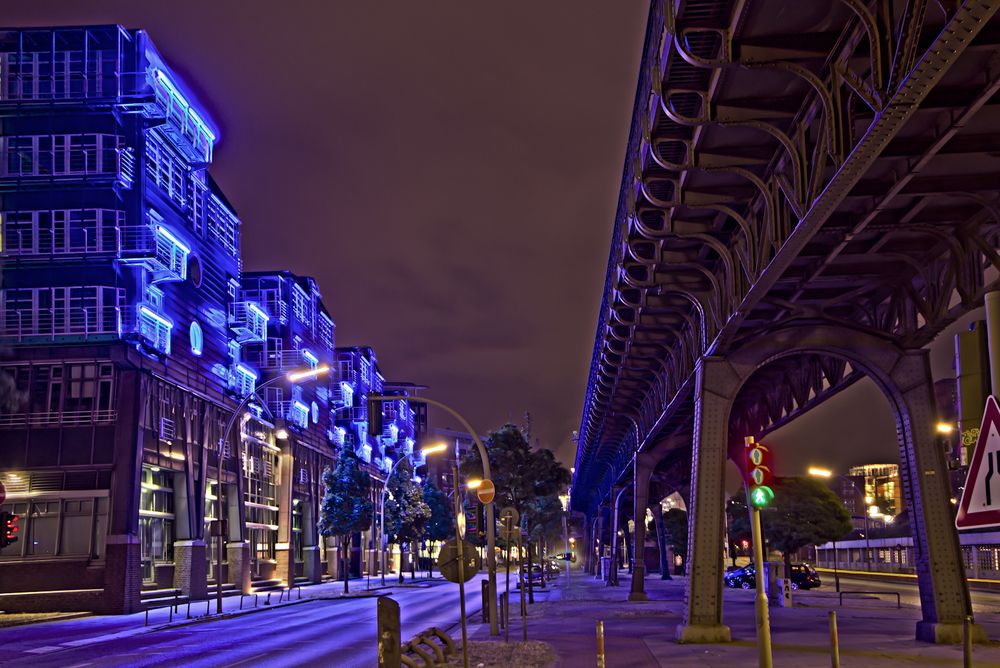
(186, 601, 191, 619)
(829, 610, 839, 668)
(482, 580, 490, 623)
(964, 615, 973, 668)
(596, 620, 606, 668)
(206, 599, 211, 616)
(377, 596, 402, 668)
(169, 604, 173, 623)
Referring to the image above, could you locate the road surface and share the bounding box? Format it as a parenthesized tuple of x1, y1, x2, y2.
(0, 576, 486, 668)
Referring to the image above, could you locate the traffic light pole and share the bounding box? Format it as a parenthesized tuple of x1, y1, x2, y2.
(370, 395, 500, 636)
(749, 503, 773, 668)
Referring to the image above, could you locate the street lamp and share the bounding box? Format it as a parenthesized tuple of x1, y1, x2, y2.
(380, 442, 446, 586)
(559, 491, 571, 587)
(808, 465, 872, 592)
(215, 364, 330, 613)
(466, 478, 483, 490)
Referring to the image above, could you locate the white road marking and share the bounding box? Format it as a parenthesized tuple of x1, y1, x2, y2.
(24, 646, 62, 654)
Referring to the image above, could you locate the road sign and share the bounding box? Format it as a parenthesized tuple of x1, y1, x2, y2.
(956, 395, 1000, 529)
(437, 538, 481, 583)
(499, 506, 519, 525)
(477, 479, 496, 504)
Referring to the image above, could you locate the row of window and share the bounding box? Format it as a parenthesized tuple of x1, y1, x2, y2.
(1, 208, 125, 256)
(2, 362, 115, 417)
(1, 286, 122, 340)
(0, 49, 118, 101)
(0, 497, 109, 559)
(2, 134, 123, 178)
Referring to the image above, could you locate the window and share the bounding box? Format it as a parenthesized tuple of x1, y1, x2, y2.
(189, 321, 203, 356)
(291, 286, 308, 324)
(311, 401, 319, 424)
(144, 134, 187, 208)
(137, 306, 172, 354)
(140, 466, 174, 581)
(207, 196, 239, 259)
(147, 212, 190, 282)
(0, 497, 108, 560)
(317, 313, 335, 351)
(289, 400, 309, 429)
(1, 208, 124, 257)
(2, 134, 121, 178)
(2, 286, 122, 340)
(0, 47, 114, 101)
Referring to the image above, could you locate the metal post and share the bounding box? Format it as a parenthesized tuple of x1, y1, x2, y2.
(453, 464, 469, 668)
(984, 291, 1000, 394)
(964, 615, 973, 668)
(829, 610, 840, 668)
(519, 530, 526, 641)
(750, 505, 773, 668)
(832, 539, 840, 593)
(505, 516, 511, 642)
(596, 620, 606, 668)
(864, 514, 871, 573)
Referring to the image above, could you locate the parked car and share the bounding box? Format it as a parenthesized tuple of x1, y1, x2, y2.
(724, 563, 821, 590)
(543, 559, 562, 577)
(517, 564, 546, 589)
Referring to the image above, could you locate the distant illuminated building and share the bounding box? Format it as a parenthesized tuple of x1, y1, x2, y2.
(839, 464, 904, 530)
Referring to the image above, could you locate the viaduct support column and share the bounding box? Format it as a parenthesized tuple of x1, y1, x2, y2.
(677, 357, 733, 643)
(893, 352, 985, 643)
(629, 455, 653, 601)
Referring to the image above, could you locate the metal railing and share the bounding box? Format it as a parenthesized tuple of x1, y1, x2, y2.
(0, 306, 120, 343)
(0, 409, 117, 428)
(838, 590, 901, 608)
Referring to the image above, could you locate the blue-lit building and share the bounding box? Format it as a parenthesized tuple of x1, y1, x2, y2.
(0, 25, 429, 613)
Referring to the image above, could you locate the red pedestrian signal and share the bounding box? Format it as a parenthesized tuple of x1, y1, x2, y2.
(745, 437, 775, 508)
(1, 512, 19, 548)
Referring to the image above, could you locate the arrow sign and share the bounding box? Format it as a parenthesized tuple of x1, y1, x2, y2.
(957, 395, 1000, 529)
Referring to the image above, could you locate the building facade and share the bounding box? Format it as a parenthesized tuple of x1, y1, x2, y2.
(0, 25, 422, 613)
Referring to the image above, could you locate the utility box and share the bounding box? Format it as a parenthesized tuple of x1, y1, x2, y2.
(776, 576, 794, 608)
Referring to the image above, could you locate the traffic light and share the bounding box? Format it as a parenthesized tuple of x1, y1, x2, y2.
(1, 511, 19, 548)
(745, 437, 774, 508)
(367, 395, 383, 436)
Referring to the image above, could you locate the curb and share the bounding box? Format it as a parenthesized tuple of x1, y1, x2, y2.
(0, 611, 92, 629)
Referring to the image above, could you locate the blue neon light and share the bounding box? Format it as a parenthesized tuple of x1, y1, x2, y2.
(139, 305, 173, 328)
(247, 302, 269, 322)
(236, 363, 258, 380)
(189, 321, 203, 356)
(154, 69, 218, 142)
(156, 225, 191, 254)
(302, 349, 319, 365)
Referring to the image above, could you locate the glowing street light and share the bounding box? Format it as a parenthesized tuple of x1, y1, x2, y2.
(807, 466, 832, 478)
(275, 428, 289, 440)
(287, 364, 330, 383)
(421, 443, 448, 457)
(466, 478, 483, 490)
(936, 422, 956, 435)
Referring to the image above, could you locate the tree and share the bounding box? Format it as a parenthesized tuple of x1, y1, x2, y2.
(422, 479, 452, 578)
(459, 424, 571, 601)
(318, 443, 373, 593)
(526, 495, 564, 548)
(763, 476, 852, 575)
(663, 509, 688, 574)
(726, 494, 752, 566)
(384, 458, 430, 582)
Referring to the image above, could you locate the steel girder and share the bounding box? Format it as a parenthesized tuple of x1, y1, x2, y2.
(574, 0, 1000, 512)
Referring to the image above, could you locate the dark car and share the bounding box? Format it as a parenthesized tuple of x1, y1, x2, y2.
(517, 564, 546, 589)
(724, 563, 821, 590)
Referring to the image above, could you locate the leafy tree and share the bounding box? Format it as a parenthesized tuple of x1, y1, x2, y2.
(527, 494, 564, 547)
(422, 478, 452, 577)
(384, 458, 430, 582)
(663, 508, 688, 574)
(763, 476, 852, 574)
(726, 494, 752, 566)
(318, 443, 373, 593)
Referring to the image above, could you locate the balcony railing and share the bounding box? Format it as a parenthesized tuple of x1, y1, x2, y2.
(0, 142, 134, 190)
(246, 348, 318, 371)
(149, 69, 215, 163)
(230, 302, 268, 343)
(0, 306, 119, 343)
(0, 409, 117, 428)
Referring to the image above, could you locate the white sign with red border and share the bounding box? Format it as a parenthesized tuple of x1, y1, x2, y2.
(956, 395, 1000, 529)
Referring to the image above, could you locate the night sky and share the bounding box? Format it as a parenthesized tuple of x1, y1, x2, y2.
(4, 2, 649, 463)
(5, 3, 977, 476)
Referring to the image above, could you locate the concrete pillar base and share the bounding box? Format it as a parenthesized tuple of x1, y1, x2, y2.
(675, 624, 731, 644)
(627, 591, 648, 602)
(915, 620, 988, 644)
(103, 535, 142, 614)
(227, 541, 252, 594)
(303, 546, 322, 584)
(629, 565, 647, 601)
(275, 543, 294, 587)
(173, 540, 208, 600)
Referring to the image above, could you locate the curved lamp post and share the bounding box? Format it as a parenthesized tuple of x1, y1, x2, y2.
(370, 394, 501, 636)
(808, 466, 873, 591)
(215, 364, 330, 613)
(380, 442, 447, 586)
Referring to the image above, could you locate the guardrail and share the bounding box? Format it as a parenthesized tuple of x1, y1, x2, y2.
(838, 590, 900, 608)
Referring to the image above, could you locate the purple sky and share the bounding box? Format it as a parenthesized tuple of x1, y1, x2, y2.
(5, 2, 650, 463)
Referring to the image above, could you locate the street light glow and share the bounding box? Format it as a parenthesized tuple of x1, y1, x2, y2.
(807, 467, 832, 478)
(420, 443, 447, 456)
(275, 428, 289, 440)
(936, 422, 955, 435)
(466, 479, 483, 490)
(286, 364, 330, 383)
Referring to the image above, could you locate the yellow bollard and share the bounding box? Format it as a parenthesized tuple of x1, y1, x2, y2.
(964, 615, 973, 668)
(828, 610, 840, 668)
(596, 620, 606, 668)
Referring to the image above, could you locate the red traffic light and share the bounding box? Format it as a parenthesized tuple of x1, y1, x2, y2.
(1, 512, 18, 548)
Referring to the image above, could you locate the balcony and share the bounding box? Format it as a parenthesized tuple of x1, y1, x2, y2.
(122, 304, 172, 354)
(148, 68, 216, 164)
(118, 221, 190, 283)
(0, 134, 134, 190)
(0, 305, 119, 344)
(229, 302, 268, 343)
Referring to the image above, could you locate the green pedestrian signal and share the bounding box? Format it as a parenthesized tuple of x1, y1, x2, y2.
(750, 485, 774, 508)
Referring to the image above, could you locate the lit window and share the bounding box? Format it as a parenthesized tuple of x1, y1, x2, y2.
(234, 364, 257, 397)
(289, 400, 309, 429)
(137, 306, 172, 354)
(189, 321, 203, 356)
(301, 348, 319, 369)
(311, 401, 319, 424)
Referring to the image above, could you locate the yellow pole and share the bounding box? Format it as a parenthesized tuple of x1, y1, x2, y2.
(453, 464, 469, 668)
(828, 610, 839, 668)
(750, 505, 773, 668)
(596, 620, 606, 668)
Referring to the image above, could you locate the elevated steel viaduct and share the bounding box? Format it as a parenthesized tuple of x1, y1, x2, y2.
(572, 0, 1000, 644)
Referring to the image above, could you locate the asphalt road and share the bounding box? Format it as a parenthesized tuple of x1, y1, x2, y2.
(828, 573, 1000, 615)
(0, 576, 487, 668)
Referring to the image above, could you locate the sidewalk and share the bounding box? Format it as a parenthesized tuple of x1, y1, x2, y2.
(468, 570, 1000, 667)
